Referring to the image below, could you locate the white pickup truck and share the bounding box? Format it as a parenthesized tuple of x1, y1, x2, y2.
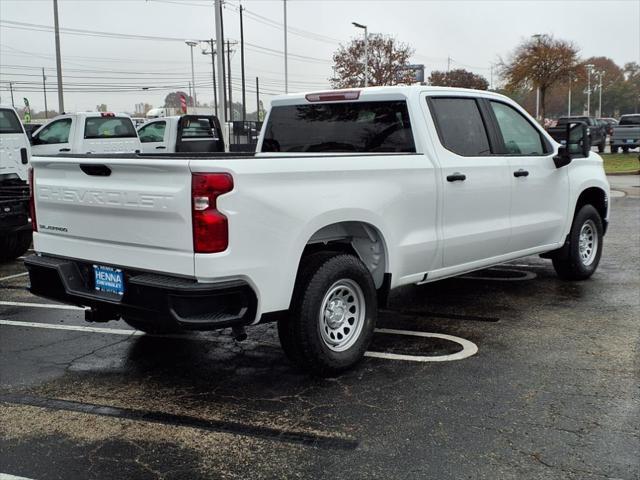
(137, 115, 224, 154)
(0, 105, 32, 261)
(30, 112, 141, 155)
(26, 86, 610, 376)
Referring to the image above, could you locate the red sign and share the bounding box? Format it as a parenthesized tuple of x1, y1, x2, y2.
(179, 94, 187, 114)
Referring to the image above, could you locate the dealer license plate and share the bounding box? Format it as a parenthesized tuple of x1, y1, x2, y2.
(93, 265, 124, 296)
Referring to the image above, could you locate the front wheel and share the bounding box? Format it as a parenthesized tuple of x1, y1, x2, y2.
(622, 146, 629, 154)
(278, 252, 377, 377)
(0, 231, 32, 262)
(598, 141, 605, 153)
(552, 204, 603, 280)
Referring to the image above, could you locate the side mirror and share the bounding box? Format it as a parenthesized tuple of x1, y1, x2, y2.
(553, 122, 590, 168)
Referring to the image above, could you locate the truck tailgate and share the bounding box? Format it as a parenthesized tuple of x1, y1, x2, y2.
(31, 156, 195, 277)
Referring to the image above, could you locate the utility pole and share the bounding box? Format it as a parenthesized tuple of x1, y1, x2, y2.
(490, 64, 493, 90)
(42, 68, 48, 118)
(53, 0, 64, 113)
(586, 64, 594, 116)
(219, 0, 227, 123)
(283, 0, 288, 93)
(206, 39, 218, 118)
(447, 56, 451, 73)
(9, 82, 15, 107)
(535, 87, 540, 120)
(256, 76, 260, 121)
(185, 40, 198, 108)
(240, 3, 246, 121)
(227, 40, 233, 121)
(214, 0, 228, 149)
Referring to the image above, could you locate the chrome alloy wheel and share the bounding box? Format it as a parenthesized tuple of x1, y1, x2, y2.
(319, 279, 365, 352)
(579, 219, 598, 266)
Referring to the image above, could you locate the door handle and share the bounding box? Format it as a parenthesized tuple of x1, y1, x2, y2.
(155, 146, 166, 149)
(59, 148, 71, 152)
(513, 169, 529, 178)
(446, 172, 466, 182)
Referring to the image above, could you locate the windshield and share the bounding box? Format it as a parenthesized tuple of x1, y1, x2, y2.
(84, 117, 137, 139)
(619, 115, 640, 126)
(0, 108, 23, 134)
(262, 100, 416, 153)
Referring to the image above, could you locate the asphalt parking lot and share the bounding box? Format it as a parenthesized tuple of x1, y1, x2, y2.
(1, 186, 638, 480)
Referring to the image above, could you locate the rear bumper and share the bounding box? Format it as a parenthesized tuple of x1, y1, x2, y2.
(24, 254, 258, 330)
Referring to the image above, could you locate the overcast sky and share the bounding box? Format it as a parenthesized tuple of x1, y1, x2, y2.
(1, 0, 638, 113)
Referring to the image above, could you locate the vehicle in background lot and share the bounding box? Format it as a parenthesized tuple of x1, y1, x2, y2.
(22, 123, 44, 139)
(610, 114, 640, 153)
(26, 86, 610, 376)
(137, 115, 224, 154)
(30, 112, 141, 155)
(0, 106, 32, 261)
(547, 116, 607, 152)
(598, 117, 618, 136)
(146, 107, 214, 118)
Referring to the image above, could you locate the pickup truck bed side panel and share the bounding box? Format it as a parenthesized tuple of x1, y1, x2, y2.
(191, 154, 439, 315)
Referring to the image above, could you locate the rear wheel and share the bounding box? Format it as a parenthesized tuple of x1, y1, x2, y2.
(611, 146, 619, 154)
(278, 252, 377, 377)
(552, 204, 603, 280)
(597, 141, 605, 153)
(622, 146, 629, 154)
(0, 231, 32, 262)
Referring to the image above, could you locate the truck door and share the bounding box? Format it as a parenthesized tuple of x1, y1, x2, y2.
(426, 95, 512, 268)
(485, 99, 569, 251)
(31, 118, 73, 156)
(137, 120, 169, 154)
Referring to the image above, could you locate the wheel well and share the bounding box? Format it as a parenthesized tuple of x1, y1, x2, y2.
(302, 222, 388, 290)
(575, 187, 607, 224)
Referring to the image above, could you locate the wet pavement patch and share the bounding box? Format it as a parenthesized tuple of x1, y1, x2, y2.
(0, 393, 359, 451)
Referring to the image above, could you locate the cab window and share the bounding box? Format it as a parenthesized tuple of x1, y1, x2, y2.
(0, 109, 23, 134)
(490, 101, 545, 155)
(36, 118, 72, 144)
(138, 121, 166, 143)
(84, 117, 137, 139)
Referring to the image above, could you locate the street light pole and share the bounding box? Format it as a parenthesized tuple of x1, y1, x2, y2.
(283, 0, 288, 93)
(204, 39, 218, 118)
(567, 76, 572, 117)
(214, 0, 228, 149)
(53, 0, 64, 113)
(9, 82, 14, 108)
(586, 64, 595, 117)
(352, 22, 368, 87)
(185, 40, 198, 109)
(597, 71, 604, 117)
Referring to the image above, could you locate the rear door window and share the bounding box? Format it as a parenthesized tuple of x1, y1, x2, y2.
(262, 100, 415, 153)
(428, 97, 491, 156)
(0, 109, 23, 134)
(84, 117, 137, 139)
(620, 116, 640, 126)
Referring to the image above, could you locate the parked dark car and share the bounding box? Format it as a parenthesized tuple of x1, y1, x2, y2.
(547, 116, 606, 153)
(599, 117, 618, 136)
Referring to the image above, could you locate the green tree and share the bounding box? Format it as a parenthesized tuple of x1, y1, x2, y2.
(428, 69, 488, 90)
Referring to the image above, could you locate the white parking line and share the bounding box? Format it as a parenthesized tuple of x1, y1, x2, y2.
(0, 320, 479, 363)
(0, 301, 85, 311)
(0, 474, 37, 480)
(366, 328, 478, 362)
(0, 272, 29, 282)
(0, 320, 141, 336)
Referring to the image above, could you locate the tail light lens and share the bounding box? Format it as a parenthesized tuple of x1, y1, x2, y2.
(191, 173, 233, 253)
(28, 167, 37, 232)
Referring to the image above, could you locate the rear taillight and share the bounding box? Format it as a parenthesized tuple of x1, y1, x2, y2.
(191, 173, 233, 253)
(28, 167, 37, 232)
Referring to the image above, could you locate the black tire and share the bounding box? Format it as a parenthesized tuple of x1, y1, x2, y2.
(552, 204, 603, 281)
(597, 141, 605, 153)
(0, 231, 32, 262)
(278, 252, 377, 377)
(622, 147, 629, 154)
(611, 146, 619, 154)
(123, 316, 184, 334)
